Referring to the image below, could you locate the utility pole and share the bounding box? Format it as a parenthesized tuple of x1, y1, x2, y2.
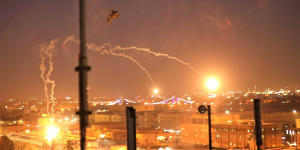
(207, 105, 212, 150)
(198, 105, 212, 150)
(254, 99, 262, 150)
(296, 128, 298, 150)
(76, 0, 91, 150)
(126, 107, 136, 150)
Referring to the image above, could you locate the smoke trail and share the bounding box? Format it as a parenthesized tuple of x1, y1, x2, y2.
(63, 36, 156, 86)
(95, 46, 155, 86)
(40, 36, 198, 114)
(111, 46, 200, 73)
(63, 36, 199, 85)
(65, 36, 199, 73)
(40, 40, 57, 118)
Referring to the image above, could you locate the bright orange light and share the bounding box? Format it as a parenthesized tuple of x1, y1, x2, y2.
(225, 110, 230, 114)
(44, 125, 59, 143)
(153, 88, 159, 94)
(157, 136, 166, 141)
(205, 77, 219, 91)
(99, 134, 106, 138)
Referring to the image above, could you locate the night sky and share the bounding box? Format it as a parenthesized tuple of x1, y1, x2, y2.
(1, 0, 299, 97)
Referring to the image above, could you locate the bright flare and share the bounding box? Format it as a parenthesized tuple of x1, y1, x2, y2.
(45, 125, 59, 143)
(153, 88, 159, 94)
(205, 77, 219, 91)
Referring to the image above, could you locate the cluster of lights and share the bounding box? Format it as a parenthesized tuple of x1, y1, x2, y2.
(81, 77, 219, 106)
(58, 117, 77, 123)
(158, 147, 172, 150)
(286, 130, 296, 135)
(145, 97, 194, 105)
(163, 129, 181, 133)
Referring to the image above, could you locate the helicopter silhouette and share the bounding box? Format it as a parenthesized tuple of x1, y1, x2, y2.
(107, 10, 120, 24)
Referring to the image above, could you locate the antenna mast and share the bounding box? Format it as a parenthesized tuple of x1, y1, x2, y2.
(76, 0, 91, 150)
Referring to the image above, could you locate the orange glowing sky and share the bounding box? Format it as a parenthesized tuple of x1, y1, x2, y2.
(1, 0, 299, 97)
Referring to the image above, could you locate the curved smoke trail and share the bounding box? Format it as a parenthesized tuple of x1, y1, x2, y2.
(111, 46, 200, 73)
(63, 36, 156, 86)
(64, 36, 199, 73)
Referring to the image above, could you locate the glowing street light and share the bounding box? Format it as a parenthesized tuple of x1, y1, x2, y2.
(165, 147, 172, 150)
(205, 77, 219, 91)
(99, 134, 106, 138)
(158, 147, 172, 150)
(225, 110, 230, 114)
(45, 125, 59, 143)
(99, 134, 106, 147)
(293, 109, 297, 114)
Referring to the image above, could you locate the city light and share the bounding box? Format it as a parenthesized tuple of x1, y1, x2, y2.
(158, 147, 172, 150)
(99, 134, 106, 138)
(225, 110, 230, 114)
(44, 125, 59, 143)
(2, 1, 300, 149)
(157, 136, 166, 141)
(205, 77, 219, 91)
(64, 117, 69, 121)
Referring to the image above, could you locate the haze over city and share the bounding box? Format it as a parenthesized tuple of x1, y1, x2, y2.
(1, 0, 299, 97)
(0, 1, 300, 150)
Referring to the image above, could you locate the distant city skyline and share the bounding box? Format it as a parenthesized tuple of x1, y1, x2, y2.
(1, 0, 299, 97)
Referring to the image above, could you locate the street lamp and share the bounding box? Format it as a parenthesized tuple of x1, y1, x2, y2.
(197, 77, 220, 150)
(225, 110, 230, 115)
(198, 105, 212, 150)
(99, 134, 105, 148)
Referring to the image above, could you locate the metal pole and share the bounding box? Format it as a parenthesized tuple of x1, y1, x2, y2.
(221, 133, 223, 148)
(254, 99, 262, 150)
(207, 105, 212, 150)
(275, 127, 277, 147)
(126, 107, 136, 150)
(296, 129, 298, 150)
(235, 126, 238, 148)
(76, 0, 91, 150)
(243, 128, 245, 148)
(228, 128, 230, 148)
